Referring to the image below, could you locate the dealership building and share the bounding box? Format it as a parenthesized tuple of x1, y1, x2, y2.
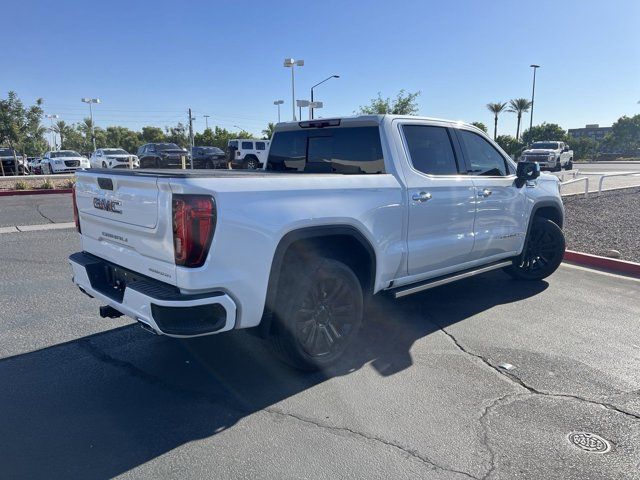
(568, 124, 612, 141)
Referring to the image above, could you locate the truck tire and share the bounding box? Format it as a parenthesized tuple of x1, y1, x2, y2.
(270, 258, 364, 371)
(504, 217, 565, 281)
(553, 159, 562, 172)
(245, 156, 258, 170)
(566, 159, 573, 170)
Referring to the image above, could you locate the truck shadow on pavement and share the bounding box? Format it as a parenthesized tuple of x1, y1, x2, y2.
(0, 271, 547, 479)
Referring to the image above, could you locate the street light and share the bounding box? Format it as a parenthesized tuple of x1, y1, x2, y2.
(81, 97, 100, 151)
(284, 58, 304, 121)
(45, 114, 59, 149)
(529, 65, 540, 131)
(203, 114, 210, 130)
(310, 75, 339, 119)
(296, 100, 310, 121)
(273, 100, 284, 122)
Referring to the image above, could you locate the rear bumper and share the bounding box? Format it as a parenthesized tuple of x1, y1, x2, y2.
(69, 252, 237, 337)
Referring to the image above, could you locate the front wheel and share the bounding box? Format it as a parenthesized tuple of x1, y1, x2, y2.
(566, 159, 573, 170)
(554, 159, 562, 172)
(270, 258, 364, 371)
(504, 218, 565, 281)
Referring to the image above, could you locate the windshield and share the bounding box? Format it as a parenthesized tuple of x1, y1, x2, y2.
(102, 149, 128, 155)
(156, 143, 181, 151)
(530, 142, 559, 149)
(51, 151, 81, 158)
(203, 147, 224, 154)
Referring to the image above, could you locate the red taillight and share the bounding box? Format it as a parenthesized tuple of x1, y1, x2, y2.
(72, 184, 81, 233)
(172, 195, 216, 268)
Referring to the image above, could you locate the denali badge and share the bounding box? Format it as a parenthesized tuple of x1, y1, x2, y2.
(93, 197, 122, 214)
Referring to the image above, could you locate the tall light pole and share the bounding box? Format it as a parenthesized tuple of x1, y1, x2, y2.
(529, 65, 540, 131)
(45, 114, 59, 149)
(310, 75, 339, 119)
(203, 114, 210, 130)
(284, 58, 304, 121)
(273, 100, 284, 122)
(81, 98, 100, 151)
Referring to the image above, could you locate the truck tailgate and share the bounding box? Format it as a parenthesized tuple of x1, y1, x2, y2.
(75, 171, 177, 285)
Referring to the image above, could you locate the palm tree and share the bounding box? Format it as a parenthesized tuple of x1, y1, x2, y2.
(262, 122, 276, 139)
(486, 102, 507, 140)
(52, 120, 68, 149)
(507, 98, 533, 140)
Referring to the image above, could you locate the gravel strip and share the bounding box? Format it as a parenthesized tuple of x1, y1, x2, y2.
(563, 186, 640, 263)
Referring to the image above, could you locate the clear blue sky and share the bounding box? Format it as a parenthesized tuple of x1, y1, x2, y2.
(2, 0, 638, 138)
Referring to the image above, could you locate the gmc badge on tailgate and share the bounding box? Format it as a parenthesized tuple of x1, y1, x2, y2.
(93, 197, 122, 214)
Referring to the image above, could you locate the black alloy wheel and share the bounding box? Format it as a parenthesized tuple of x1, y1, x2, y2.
(504, 217, 565, 281)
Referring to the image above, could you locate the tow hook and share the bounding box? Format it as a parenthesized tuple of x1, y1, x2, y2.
(99, 305, 123, 319)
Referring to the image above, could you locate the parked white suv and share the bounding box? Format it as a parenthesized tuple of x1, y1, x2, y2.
(41, 150, 90, 174)
(227, 139, 270, 169)
(70, 115, 564, 370)
(90, 148, 139, 169)
(521, 141, 573, 171)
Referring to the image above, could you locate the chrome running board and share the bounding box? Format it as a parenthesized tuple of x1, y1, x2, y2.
(392, 260, 513, 299)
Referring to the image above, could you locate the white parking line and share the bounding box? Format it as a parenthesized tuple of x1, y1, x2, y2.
(0, 222, 75, 234)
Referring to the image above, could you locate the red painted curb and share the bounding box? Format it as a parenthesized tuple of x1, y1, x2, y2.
(0, 188, 72, 197)
(563, 250, 640, 278)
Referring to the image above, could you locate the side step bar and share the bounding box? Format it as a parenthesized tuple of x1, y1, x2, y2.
(392, 260, 513, 299)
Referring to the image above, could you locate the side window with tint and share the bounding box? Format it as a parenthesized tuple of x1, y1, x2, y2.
(255, 142, 266, 150)
(266, 126, 384, 174)
(403, 125, 459, 175)
(241, 141, 253, 150)
(457, 130, 508, 176)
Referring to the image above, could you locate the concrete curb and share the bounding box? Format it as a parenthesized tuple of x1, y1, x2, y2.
(563, 250, 640, 278)
(0, 188, 73, 197)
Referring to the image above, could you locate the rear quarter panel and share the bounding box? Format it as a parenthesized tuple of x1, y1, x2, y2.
(169, 174, 405, 329)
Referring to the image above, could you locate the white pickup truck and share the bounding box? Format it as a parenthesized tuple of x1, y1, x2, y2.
(69, 115, 565, 370)
(520, 141, 574, 171)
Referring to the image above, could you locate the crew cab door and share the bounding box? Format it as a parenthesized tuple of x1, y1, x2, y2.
(453, 128, 527, 260)
(397, 121, 476, 276)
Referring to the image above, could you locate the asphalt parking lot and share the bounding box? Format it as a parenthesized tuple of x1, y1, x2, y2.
(1, 209, 639, 478)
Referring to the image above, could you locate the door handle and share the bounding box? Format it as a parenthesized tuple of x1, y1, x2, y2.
(478, 189, 492, 198)
(412, 191, 432, 203)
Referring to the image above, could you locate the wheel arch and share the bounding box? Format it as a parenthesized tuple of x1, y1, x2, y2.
(256, 225, 377, 337)
(531, 201, 564, 228)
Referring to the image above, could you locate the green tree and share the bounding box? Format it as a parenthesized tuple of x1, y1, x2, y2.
(486, 102, 507, 140)
(0, 91, 45, 175)
(61, 125, 87, 152)
(262, 122, 276, 139)
(194, 127, 216, 146)
(471, 122, 488, 133)
(521, 123, 567, 146)
(105, 126, 141, 153)
(507, 98, 533, 140)
(567, 136, 598, 160)
(495, 135, 525, 159)
(358, 90, 421, 115)
(603, 114, 640, 153)
(52, 120, 70, 149)
(165, 123, 189, 148)
(140, 126, 166, 144)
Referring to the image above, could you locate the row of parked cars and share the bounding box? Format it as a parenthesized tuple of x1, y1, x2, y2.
(1, 138, 271, 175)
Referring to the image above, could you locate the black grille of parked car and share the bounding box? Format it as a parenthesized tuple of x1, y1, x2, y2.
(65, 160, 80, 167)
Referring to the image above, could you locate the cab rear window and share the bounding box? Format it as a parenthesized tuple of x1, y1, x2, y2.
(267, 126, 384, 174)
